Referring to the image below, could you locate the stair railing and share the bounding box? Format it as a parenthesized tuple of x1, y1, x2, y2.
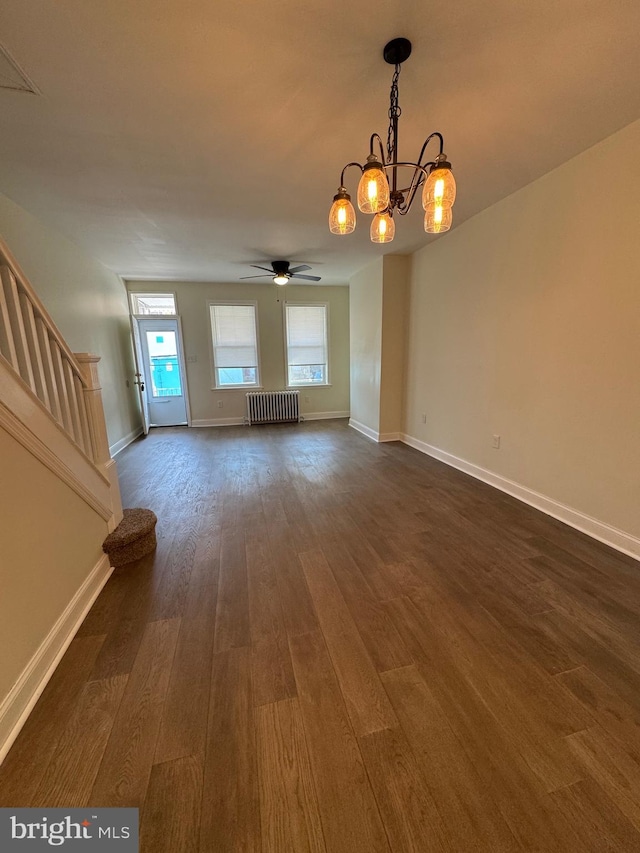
(0, 239, 112, 469)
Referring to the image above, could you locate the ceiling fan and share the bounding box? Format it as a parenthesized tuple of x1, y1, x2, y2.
(240, 260, 321, 286)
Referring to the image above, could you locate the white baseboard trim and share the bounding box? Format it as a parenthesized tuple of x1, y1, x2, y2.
(304, 411, 350, 421)
(401, 433, 640, 562)
(109, 425, 144, 457)
(0, 554, 114, 766)
(349, 419, 401, 443)
(349, 418, 379, 442)
(191, 417, 245, 427)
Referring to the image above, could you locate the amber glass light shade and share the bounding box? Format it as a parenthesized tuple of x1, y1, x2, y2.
(357, 158, 390, 214)
(370, 211, 395, 243)
(422, 165, 456, 210)
(329, 192, 356, 235)
(424, 204, 452, 234)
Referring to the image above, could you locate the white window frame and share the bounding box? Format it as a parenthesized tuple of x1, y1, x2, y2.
(128, 291, 178, 316)
(283, 302, 330, 388)
(208, 301, 261, 390)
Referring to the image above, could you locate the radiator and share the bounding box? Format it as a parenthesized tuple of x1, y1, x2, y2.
(246, 390, 300, 425)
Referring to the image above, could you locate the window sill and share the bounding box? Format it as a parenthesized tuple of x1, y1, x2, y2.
(212, 385, 263, 391)
(286, 383, 331, 389)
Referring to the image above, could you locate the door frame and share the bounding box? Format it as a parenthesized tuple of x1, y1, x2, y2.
(131, 314, 192, 429)
(130, 315, 150, 435)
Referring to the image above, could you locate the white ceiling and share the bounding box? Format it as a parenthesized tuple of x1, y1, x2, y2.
(0, 0, 639, 285)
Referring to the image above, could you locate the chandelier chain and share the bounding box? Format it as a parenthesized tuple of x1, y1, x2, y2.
(386, 63, 401, 164)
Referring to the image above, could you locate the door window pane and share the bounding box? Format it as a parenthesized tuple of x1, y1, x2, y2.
(146, 331, 182, 397)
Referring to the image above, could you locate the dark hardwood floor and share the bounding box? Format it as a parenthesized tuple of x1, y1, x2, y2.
(2, 419, 640, 851)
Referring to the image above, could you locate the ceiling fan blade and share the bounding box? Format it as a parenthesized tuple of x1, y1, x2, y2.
(288, 264, 311, 273)
(240, 274, 271, 279)
(250, 265, 275, 273)
(290, 274, 321, 282)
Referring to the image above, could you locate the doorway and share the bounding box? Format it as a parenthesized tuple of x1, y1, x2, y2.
(132, 317, 189, 429)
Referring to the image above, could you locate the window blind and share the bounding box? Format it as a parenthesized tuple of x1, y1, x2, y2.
(210, 304, 258, 368)
(286, 305, 327, 365)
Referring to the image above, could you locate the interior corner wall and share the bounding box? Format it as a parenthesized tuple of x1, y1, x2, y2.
(349, 257, 383, 435)
(379, 255, 410, 437)
(0, 193, 140, 449)
(404, 118, 640, 544)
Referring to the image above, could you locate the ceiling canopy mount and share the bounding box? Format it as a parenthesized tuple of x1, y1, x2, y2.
(383, 37, 412, 66)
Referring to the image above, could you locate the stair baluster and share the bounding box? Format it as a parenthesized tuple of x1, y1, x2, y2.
(1, 266, 36, 394)
(18, 290, 50, 409)
(35, 317, 61, 424)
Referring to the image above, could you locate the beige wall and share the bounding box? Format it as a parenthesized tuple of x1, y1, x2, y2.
(0, 192, 140, 449)
(349, 255, 409, 437)
(349, 258, 383, 433)
(380, 255, 409, 437)
(404, 119, 640, 540)
(0, 426, 108, 705)
(126, 280, 350, 423)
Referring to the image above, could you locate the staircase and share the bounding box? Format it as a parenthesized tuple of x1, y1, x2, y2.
(0, 235, 124, 764)
(0, 237, 122, 529)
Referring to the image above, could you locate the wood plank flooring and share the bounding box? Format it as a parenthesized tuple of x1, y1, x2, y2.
(2, 419, 640, 851)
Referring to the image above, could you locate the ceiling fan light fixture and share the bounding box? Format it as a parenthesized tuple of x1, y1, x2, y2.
(240, 260, 321, 283)
(329, 188, 356, 235)
(370, 211, 395, 243)
(357, 155, 390, 214)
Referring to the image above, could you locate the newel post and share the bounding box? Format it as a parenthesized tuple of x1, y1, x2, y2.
(75, 353, 111, 464)
(75, 352, 124, 529)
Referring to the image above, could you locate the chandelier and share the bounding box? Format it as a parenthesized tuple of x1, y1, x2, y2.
(328, 38, 456, 243)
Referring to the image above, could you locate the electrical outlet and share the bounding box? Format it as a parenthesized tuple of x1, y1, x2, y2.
(187, 355, 197, 363)
(217, 400, 223, 409)
(421, 413, 427, 424)
(492, 434, 501, 449)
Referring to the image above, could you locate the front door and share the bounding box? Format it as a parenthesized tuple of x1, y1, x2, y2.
(134, 318, 189, 427)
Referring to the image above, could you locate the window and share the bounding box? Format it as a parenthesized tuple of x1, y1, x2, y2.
(129, 292, 177, 315)
(209, 303, 259, 388)
(285, 304, 328, 386)
(145, 330, 182, 398)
